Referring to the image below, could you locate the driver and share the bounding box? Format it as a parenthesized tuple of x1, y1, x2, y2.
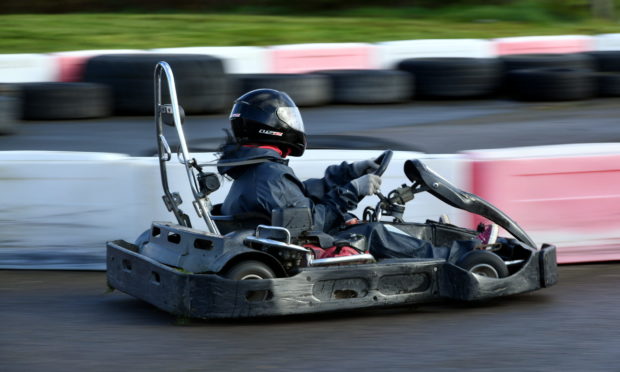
(217, 88, 497, 259)
(217, 88, 381, 234)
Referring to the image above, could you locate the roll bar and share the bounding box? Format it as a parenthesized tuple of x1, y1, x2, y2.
(154, 61, 220, 235)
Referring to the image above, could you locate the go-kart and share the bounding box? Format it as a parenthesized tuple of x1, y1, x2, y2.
(106, 62, 557, 319)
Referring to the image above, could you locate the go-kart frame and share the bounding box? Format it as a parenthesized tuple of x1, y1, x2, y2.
(105, 62, 557, 319)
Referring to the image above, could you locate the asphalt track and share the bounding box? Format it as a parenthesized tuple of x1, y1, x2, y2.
(2, 264, 619, 371)
(2, 98, 620, 155)
(1, 98, 620, 371)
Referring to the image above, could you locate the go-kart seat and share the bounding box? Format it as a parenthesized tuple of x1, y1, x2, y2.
(211, 203, 271, 235)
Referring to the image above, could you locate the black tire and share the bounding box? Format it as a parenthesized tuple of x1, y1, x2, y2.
(0, 84, 20, 135)
(83, 54, 231, 115)
(456, 250, 509, 279)
(223, 260, 276, 281)
(313, 69, 413, 104)
(583, 51, 620, 72)
(507, 68, 596, 101)
(19, 82, 112, 120)
(231, 73, 331, 107)
(223, 260, 275, 302)
(500, 53, 596, 72)
(397, 58, 502, 98)
(594, 72, 620, 96)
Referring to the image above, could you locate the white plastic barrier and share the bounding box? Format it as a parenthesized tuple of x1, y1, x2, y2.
(50, 49, 146, 82)
(267, 43, 377, 73)
(375, 39, 494, 69)
(150, 46, 269, 74)
(0, 150, 467, 269)
(466, 144, 620, 264)
(593, 33, 620, 51)
(492, 35, 594, 55)
(0, 53, 56, 83)
(0, 152, 141, 269)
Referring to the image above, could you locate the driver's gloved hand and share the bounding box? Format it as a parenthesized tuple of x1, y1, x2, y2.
(350, 174, 382, 197)
(351, 159, 380, 178)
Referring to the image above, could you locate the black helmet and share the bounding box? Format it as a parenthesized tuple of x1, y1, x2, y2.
(229, 89, 306, 156)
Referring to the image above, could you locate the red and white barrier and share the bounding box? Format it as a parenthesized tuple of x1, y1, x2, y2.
(493, 35, 594, 55)
(150, 46, 269, 74)
(0, 53, 56, 83)
(375, 39, 494, 68)
(50, 50, 146, 82)
(594, 33, 620, 51)
(268, 43, 377, 73)
(466, 144, 620, 264)
(2, 145, 619, 268)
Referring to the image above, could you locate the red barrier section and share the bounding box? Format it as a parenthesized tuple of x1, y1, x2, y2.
(469, 146, 620, 264)
(493, 36, 594, 55)
(269, 43, 376, 73)
(51, 50, 145, 82)
(54, 55, 90, 82)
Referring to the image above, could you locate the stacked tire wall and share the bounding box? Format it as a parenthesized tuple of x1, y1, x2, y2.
(2, 33, 620, 124)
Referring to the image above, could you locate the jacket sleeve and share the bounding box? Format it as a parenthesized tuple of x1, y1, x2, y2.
(302, 161, 357, 202)
(266, 172, 360, 233)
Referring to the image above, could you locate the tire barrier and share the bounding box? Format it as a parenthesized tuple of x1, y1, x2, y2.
(375, 39, 494, 69)
(50, 50, 146, 82)
(397, 58, 502, 98)
(506, 68, 596, 101)
(0, 53, 56, 83)
(231, 73, 331, 107)
(83, 54, 230, 115)
(594, 72, 620, 97)
(467, 143, 620, 264)
(0, 84, 20, 134)
(268, 43, 376, 73)
(500, 53, 596, 72)
(584, 51, 620, 72)
(0, 35, 617, 120)
(151, 46, 269, 74)
(493, 35, 593, 55)
(19, 82, 113, 120)
(313, 69, 412, 104)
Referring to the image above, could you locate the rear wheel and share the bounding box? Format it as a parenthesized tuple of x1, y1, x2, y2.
(456, 250, 509, 279)
(224, 260, 275, 280)
(223, 260, 275, 301)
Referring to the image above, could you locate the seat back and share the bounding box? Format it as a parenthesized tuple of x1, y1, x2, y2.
(211, 204, 271, 235)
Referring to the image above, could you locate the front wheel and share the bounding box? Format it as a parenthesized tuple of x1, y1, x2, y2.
(456, 250, 509, 279)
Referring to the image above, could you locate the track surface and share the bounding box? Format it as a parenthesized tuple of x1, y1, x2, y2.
(1, 98, 619, 371)
(2, 265, 619, 371)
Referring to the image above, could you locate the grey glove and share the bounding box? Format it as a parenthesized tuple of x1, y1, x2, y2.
(350, 174, 382, 197)
(352, 159, 380, 178)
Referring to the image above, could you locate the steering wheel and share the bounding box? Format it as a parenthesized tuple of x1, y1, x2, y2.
(374, 150, 393, 176)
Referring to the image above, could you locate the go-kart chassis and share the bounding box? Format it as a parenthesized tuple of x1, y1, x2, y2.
(107, 238, 557, 319)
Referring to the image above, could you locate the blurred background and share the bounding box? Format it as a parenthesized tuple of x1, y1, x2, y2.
(1, 2, 620, 371)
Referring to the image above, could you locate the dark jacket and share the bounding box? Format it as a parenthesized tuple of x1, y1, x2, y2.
(217, 145, 360, 233)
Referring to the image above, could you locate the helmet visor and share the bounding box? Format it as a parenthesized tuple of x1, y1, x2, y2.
(276, 106, 304, 132)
